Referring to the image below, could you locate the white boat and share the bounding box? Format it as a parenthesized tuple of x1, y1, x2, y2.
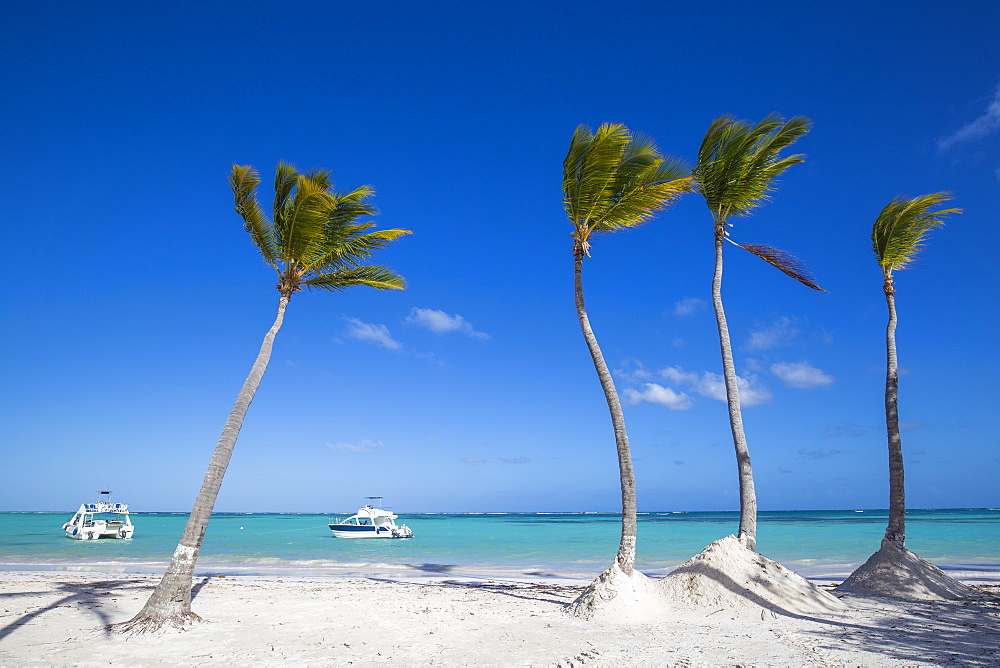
(329, 497, 413, 538)
(62, 491, 135, 540)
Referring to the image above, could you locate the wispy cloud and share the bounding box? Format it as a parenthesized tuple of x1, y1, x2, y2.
(460, 456, 487, 464)
(938, 82, 1000, 151)
(770, 361, 834, 389)
(614, 360, 654, 384)
(673, 297, 707, 317)
(799, 448, 842, 460)
(405, 308, 489, 340)
(623, 383, 693, 410)
(659, 365, 773, 407)
(745, 316, 799, 351)
(901, 421, 928, 432)
(824, 422, 871, 438)
(344, 317, 401, 350)
(327, 439, 383, 453)
(499, 457, 530, 464)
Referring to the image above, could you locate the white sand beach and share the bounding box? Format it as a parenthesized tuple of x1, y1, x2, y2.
(1, 568, 998, 666)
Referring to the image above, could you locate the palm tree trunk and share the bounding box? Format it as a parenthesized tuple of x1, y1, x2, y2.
(114, 295, 290, 633)
(573, 248, 637, 575)
(712, 226, 757, 551)
(883, 280, 905, 548)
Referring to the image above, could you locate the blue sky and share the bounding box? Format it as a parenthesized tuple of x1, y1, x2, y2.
(2, 1, 997, 513)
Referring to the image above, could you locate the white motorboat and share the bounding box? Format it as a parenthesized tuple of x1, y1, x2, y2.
(329, 497, 413, 538)
(62, 491, 135, 540)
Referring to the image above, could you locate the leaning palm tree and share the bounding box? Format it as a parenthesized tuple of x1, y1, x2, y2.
(115, 163, 410, 633)
(837, 193, 971, 601)
(693, 113, 823, 551)
(562, 124, 690, 610)
(872, 193, 960, 549)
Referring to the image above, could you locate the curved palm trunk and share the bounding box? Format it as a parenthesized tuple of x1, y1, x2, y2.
(574, 248, 637, 575)
(712, 226, 757, 551)
(883, 279, 905, 548)
(115, 295, 290, 633)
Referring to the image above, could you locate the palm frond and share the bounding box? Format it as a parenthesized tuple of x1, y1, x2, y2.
(235, 162, 410, 297)
(694, 114, 811, 221)
(230, 164, 280, 266)
(280, 175, 336, 264)
(272, 162, 299, 230)
(596, 169, 692, 233)
(563, 123, 690, 244)
(324, 185, 379, 229)
(731, 241, 826, 292)
(302, 168, 333, 190)
(301, 265, 407, 292)
(563, 123, 632, 233)
(872, 192, 960, 272)
(309, 227, 412, 274)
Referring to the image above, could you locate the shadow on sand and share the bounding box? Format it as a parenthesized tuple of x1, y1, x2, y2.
(0, 575, 216, 641)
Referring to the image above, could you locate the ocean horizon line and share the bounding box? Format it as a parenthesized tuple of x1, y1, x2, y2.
(8, 506, 997, 515)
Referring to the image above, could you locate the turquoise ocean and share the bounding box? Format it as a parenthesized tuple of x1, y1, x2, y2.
(2, 509, 997, 582)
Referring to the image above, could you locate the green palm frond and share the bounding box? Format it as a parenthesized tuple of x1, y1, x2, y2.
(605, 155, 692, 232)
(309, 227, 412, 274)
(324, 185, 379, 230)
(302, 265, 407, 292)
(280, 175, 337, 263)
(272, 161, 298, 229)
(563, 123, 691, 249)
(230, 164, 280, 266)
(563, 123, 632, 229)
(872, 192, 960, 274)
(230, 162, 411, 298)
(731, 241, 826, 292)
(302, 168, 334, 190)
(695, 113, 811, 221)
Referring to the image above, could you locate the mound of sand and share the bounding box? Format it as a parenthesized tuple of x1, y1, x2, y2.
(657, 535, 846, 617)
(566, 562, 670, 622)
(836, 538, 977, 601)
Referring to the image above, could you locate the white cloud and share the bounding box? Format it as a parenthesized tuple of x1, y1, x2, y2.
(657, 366, 772, 407)
(746, 316, 799, 350)
(460, 456, 487, 464)
(405, 308, 489, 340)
(659, 365, 700, 386)
(327, 439, 383, 453)
(344, 318, 401, 350)
(499, 457, 530, 464)
(771, 361, 834, 389)
(939, 82, 1000, 151)
(623, 383, 693, 410)
(614, 360, 654, 383)
(673, 297, 707, 317)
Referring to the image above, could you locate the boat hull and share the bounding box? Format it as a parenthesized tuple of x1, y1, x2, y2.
(63, 520, 134, 540)
(328, 524, 412, 539)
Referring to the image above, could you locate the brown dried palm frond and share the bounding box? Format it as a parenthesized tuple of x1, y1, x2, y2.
(730, 241, 827, 292)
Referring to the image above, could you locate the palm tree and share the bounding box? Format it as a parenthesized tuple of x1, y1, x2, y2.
(871, 193, 960, 548)
(116, 162, 410, 633)
(692, 113, 822, 551)
(563, 123, 691, 576)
